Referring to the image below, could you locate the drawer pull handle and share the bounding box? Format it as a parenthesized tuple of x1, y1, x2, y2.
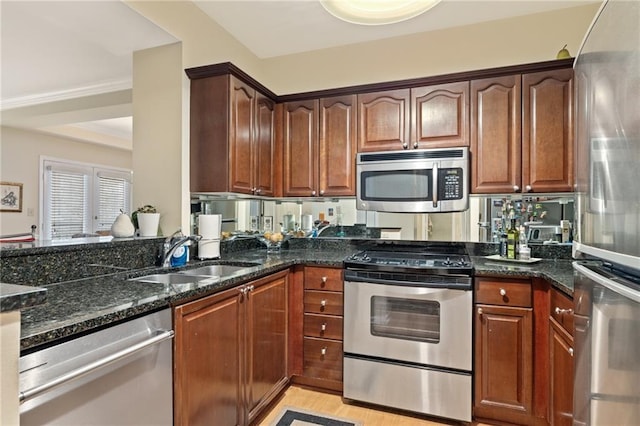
(321, 323, 327, 331)
(569, 348, 574, 357)
(321, 276, 327, 283)
(499, 288, 507, 297)
(555, 307, 573, 315)
(321, 300, 326, 307)
(321, 347, 327, 356)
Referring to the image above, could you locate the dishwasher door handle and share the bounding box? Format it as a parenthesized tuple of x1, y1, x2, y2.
(20, 329, 174, 404)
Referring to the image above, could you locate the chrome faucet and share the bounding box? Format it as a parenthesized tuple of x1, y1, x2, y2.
(160, 230, 202, 267)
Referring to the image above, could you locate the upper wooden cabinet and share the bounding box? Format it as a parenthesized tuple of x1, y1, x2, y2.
(358, 82, 469, 152)
(411, 81, 470, 149)
(471, 68, 574, 194)
(522, 68, 574, 193)
(470, 75, 522, 194)
(283, 95, 356, 197)
(357, 89, 410, 152)
(190, 74, 280, 196)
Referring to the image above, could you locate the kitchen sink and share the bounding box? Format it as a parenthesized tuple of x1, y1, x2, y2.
(128, 273, 222, 292)
(178, 264, 257, 277)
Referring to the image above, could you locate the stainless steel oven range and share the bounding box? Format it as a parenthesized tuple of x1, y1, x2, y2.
(343, 243, 473, 423)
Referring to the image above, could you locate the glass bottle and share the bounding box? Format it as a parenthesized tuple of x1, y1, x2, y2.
(506, 218, 519, 259)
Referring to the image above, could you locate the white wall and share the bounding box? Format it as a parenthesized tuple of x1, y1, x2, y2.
(0, 126, 132, 236)
(132, 42, 184, 236)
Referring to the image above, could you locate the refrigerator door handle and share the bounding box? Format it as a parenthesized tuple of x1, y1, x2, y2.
(573, 262, 640, 303)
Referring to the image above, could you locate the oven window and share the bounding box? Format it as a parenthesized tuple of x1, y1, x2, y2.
(361, 170, 432, 201)
(370, 296, 440, 343)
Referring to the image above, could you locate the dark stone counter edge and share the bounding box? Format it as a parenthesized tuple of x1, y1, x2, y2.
(19, 254, 573, 352)
(1, 283, 47, 313)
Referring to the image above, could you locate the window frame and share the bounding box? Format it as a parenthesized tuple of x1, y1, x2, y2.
(40, 156, 133, 240)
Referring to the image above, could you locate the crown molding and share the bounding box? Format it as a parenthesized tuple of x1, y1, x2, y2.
(1, 79, 133, 111)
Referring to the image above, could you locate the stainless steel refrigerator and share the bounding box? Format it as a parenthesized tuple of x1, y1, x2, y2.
(572, 0, 640, 425)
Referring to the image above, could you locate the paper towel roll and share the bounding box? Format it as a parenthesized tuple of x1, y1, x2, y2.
(198, 239, 220, 259)
(198, 214, 221, 239)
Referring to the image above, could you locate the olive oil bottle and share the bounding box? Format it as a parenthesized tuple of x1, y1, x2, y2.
(506, 218, 519, 259)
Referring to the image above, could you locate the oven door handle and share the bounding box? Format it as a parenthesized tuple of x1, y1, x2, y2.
(19, 329, 174, 404)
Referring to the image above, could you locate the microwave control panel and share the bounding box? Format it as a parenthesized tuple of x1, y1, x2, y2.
(438, 168, 463, 200)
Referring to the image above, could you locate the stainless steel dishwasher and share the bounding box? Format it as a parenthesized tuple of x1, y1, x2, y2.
(19, 308, 174, 426)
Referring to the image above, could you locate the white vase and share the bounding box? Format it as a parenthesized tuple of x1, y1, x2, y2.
(137, 213, 160, 237)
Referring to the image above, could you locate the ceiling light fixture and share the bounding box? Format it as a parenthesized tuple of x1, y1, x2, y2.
(320, 0, 442, 25)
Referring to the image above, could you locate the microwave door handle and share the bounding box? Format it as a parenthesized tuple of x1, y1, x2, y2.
(432, 164, 438, 208)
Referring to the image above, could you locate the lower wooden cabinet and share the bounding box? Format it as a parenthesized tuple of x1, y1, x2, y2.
(174, 270, 288, 426)
(549, 288, 574, 426)
(474, 277, 535, 425)
(289, 265, 344, 391)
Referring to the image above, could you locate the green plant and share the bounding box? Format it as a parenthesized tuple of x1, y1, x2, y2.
(132, 204, 158, 229)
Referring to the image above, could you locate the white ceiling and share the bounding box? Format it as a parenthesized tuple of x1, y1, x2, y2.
(1, 0, 597, 148)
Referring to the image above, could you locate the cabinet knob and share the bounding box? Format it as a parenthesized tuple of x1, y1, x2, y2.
(477, 307, 483, 315)
(321, 347, 327, 356)
(555, 307, 573, 315)
(321, 323, 327, 331)
(413, 142, 419, 149)
(569, 348, 574, 356)
(513, 185, 520, 192)
(499, 288, 507, 297)
(525, 185, 532, 192)
(255, 188, 261, 194)
(311, 190, 316, 196)
(321, 276, 327, 284)
(402, 142, 408, 149)
(320, 299, 327, 307)
(319, 189, 325, 196)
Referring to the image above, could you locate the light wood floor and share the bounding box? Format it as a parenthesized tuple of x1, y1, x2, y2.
(256, 385, 491, 426)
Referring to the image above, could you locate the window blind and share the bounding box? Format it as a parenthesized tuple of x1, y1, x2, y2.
(43, 160, 132, 239)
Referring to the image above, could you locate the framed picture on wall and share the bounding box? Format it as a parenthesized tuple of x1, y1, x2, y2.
(1, 182, 23, 212)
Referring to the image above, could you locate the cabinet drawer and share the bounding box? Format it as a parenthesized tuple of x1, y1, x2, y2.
(475, 278, 532, 307)
(304, 290, 343, 316)
(304, 313, 343, 340)
(550, 288, 574, 336)
(304, 267, 343, 292)
(303, 337, 343, 382)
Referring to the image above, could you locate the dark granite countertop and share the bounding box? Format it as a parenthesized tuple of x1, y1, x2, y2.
(19, 248, 353, 352)
(0, 283, 47, 313)
(16, 240, 575, 353)
(471, 255, 574, 296)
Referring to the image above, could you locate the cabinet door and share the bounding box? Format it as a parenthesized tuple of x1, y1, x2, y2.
(550, 318, 574, 426)
(522, 68, 574, 193)
(357, 89, 410, 152)
(246, 273, 288, 423)
(283, 100, 318, 196)
(319, 95, 357, 196)
(229, 76, 256, 195)
(470, 75, 522, 194)
(174, 289, 242, 426)
(255, 93, 277, 196)
(411, 81, 469, 148)
(474, 304, 533, 425)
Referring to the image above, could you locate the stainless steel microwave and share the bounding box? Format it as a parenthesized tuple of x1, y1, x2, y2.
(356, 147, 469, 213)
